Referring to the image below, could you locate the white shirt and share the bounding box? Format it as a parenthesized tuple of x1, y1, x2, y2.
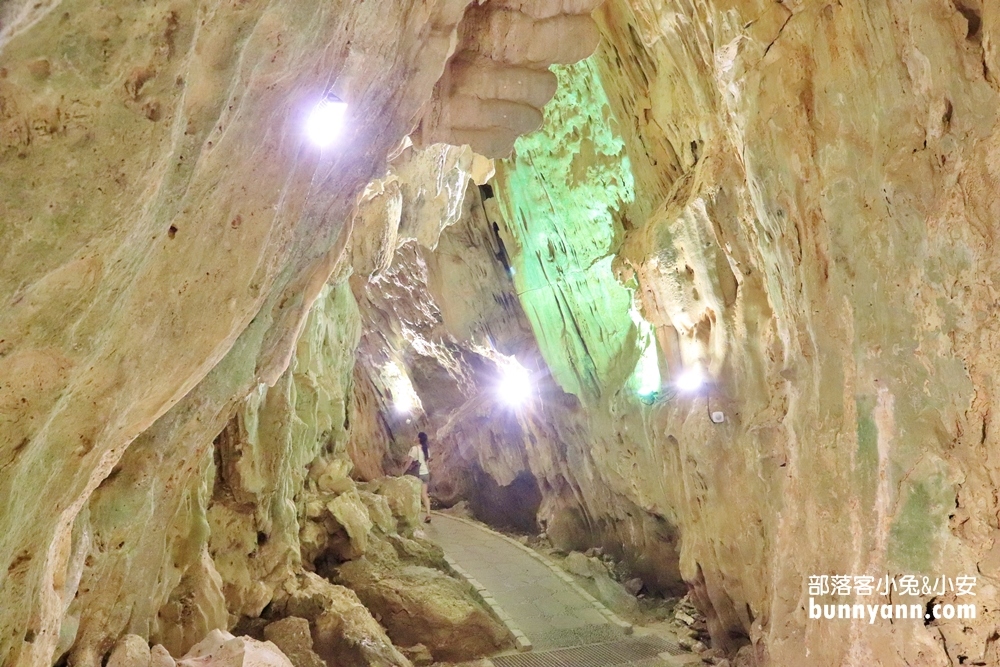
(408, 445, 429, 475)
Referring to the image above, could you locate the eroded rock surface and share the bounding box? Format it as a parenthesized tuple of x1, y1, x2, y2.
(0, 0, 468, 662)
(11, 0, 1000, 666)
(415, 0, 606, 156)
(176, 631, 292, 667)
(436, 2, 1000, 666)
(100, 632, 293, 667)
(0, 0, 602, 665)
(262, 618, 323, 667)
(333, 532, 510, 662)
(343, 3, 1000, 666)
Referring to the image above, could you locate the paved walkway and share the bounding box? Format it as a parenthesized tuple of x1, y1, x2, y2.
(426, 513, 690, 666)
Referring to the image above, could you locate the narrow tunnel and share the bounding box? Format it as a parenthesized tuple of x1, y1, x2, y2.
(1, 2, 995, 667)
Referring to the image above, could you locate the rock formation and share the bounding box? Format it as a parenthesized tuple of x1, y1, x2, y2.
(342, 2, 1000, 665)
(0, 1, 599, 666)
(424, 2, 1000, 665)
(6, 0, 1000, 666)
(414, 0, 607, 157)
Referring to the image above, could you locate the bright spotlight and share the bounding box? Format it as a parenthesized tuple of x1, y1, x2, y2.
(497, 359, 532, 407)
(394, 393, 413, 414)
(306, 94, 347, 147)
(675, 367, 705, 393)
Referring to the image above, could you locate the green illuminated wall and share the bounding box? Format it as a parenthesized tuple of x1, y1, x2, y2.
(495, 58, 651, 402)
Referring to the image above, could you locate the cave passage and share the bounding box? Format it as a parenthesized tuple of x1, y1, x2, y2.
(5, 1, 996, 666)
(426, 513, 681, 663)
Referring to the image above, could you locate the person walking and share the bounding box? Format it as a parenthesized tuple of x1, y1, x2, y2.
(406, 432, 432, 523)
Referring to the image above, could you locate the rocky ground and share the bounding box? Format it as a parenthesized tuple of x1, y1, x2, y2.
(96, 488, 514, 667)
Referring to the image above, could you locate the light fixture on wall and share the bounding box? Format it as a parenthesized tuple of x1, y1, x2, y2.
(394, 393, 413, 415)
(674, 364, 725, 424)
(305, 93, 348, 147)
(497, 357, 532, 408)
(707, 397, 725, 424)
(674, 366, 705, 394)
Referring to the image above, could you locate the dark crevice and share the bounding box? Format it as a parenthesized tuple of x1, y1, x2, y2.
(763, 10, 793, 59)
(491, 222, 511, 272)
(954, 2, 982, 41)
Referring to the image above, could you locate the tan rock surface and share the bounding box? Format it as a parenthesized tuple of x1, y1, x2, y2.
(150, 645, 176, 667)
(585, 1, 1000, 663)
(261, 618, 324, 667)
(330, 3, 1000, 666)
(16, 0, 1000, 665)
(270, 573, 411, 667)
(0, 1, 468, 663)
(106, 635, 151, 667)
(176, 631, 291, 667)
(0, 0, 601, 662)
(358, 477, 423, 534)
(333, 534, 511, 662)
(416, 0, 606, 156)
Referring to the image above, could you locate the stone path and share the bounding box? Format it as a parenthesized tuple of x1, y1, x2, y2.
(425, 513, 693, 667)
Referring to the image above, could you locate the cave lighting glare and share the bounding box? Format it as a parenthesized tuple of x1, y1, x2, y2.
(305, 94, 348, 147)
(497, 358, 532, 407)
(634, 338, 661, 397)
(629, 308, 661, 398)
(675, 366, 706, 394)
(394, 392, 413, 414)
(384, 361, 421, 416)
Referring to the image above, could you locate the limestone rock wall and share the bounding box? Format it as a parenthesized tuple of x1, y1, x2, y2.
(0, 0, 603, 665)
(358, 2, 1000, 665)
(66, 273, 510, 667)
(64, 282, 382, 665)
(437, 1, 1000, 664)
(415, 0, 607, 157)
(436, 58, 687, 597)
(593, 1, 1000, 663)
(345, 133, 686, 593)
(14, 0, 1000, 664)
(0, 0, 468, 662)
(350, 175, 537, 481)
